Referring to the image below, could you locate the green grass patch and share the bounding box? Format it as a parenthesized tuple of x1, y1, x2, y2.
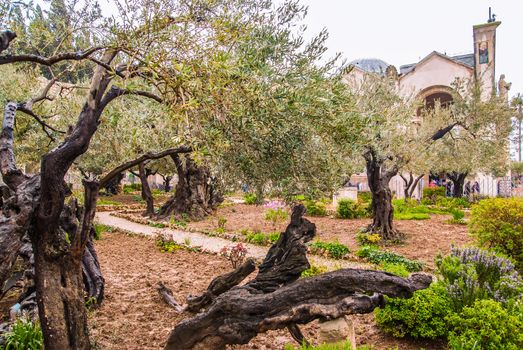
(96, 198, 122, 206)
(94, 223, 113, 240)
(3, 317, 43, 350)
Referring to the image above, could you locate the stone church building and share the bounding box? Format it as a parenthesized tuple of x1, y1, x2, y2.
(344, 16, 509, 199)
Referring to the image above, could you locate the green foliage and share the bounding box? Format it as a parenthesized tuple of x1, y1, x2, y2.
(123, 183, 141, 193)
(155, 236, 200, 253)
(422, 186, 446, 204)
(169, 215, 188, 229)
(379, 262, 410, 277)
(356, 245, 423, 272)
(336, 199, 367, 219)
(447, 299, 523, 350)
(284, 341, 361, 350)
(447, 208, 466, 225)
(436, 247, 523, 310)
(435, 197, 471, 209)
(264, 208, 288, 226)
(217, 216, 227, 229)
(357, 192, 373, 203)
(301, 264, 328, 278)
(243, 193, 257, 205)
(394, 212, 430, 220)
(468, 198, 523, 269)
(96, 198, 121, 206)
(355, 232, 382, 246)
(392, 199, 431, 220)
(245, 231, 280, 245)
(148, 222, 165, 228)
(93, 223, 113, 240)
(309, 240, 350, 259)
(304, 200, 327, 217)
(4, 317, 44, 350)
(375, 282, 451, 339)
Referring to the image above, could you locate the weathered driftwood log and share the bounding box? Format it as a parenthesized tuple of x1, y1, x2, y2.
(157, 154, 222, 220)
(165, 270, 431, 350)
(186, 258, 256, 313)
(164, 205, 431, 350)
(157, 282, 184, 312)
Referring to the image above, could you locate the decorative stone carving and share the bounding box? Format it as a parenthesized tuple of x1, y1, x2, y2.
(498, 74, 511, 101)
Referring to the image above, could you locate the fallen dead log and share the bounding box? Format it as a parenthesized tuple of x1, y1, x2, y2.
(165, 269, 431, 349)
(163, 205, 432, 349)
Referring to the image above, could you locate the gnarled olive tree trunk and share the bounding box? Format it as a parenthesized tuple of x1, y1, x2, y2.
(157, 154, 222, 220)
(447, 171, 467, 198)
(364, 149, 402, 241)
(138, 162, 155, 217)
(164, 205, 431, 349)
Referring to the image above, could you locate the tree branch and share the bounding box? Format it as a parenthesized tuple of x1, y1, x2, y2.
(0, 102, 28, 190)
(0, 46, 104, 66)
(99, 86, 163, 111)
(99, 146, 192, 188)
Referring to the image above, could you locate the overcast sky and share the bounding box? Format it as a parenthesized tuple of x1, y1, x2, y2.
(287, 0, 522, 98)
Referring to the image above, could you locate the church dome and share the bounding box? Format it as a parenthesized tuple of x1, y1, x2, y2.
(349, 58, 390, 75)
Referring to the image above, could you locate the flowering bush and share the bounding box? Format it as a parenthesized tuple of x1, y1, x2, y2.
(436, 247, 523, 309)
(220, 243, 248, 268)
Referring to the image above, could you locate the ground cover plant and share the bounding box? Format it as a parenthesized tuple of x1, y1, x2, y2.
(3, 317, 44, 350)
(309, 240, 350, 259)
(356, 245, 423, 272)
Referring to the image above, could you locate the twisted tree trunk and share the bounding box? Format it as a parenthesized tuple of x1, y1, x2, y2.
(164, 205, 431, 349)
(364, 149, 402, 241)
(138, 162, 155, 216)
(157, 154, 222, 220)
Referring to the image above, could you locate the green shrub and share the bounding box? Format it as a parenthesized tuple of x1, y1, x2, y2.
(356, 245, 423, 272)
(336, 199, 367, 219)
(447, 299, 523, 350)
(4, 317, 44, 350)
(123, 183, 141, 193)
(357, 192, 372, 203)
(422, 186, 446, 204)
(304, 200, 327, 217)
(375, 282, 451, 339)
(96, 198, 121, 206)
(243, 193, 257, 205)
(309, 240, 350, 259)
(245, 231, 280, 245)
(301, 264, 328, 278)
(468, 198, 523, 269)
(355, 232, 381, 246)
(436, 247, 523, 310)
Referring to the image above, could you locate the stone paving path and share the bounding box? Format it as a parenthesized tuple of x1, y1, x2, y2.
(95, 211, 368, 269)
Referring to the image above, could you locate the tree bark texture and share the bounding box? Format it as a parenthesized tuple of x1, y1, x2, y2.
(157, 154, 222, 220)
(400, 173, 424, 202)
(138, 162, 155, 216)
(447, 172, 467, 198)
(164, 205, 431, 349)
(363, 149, 402, 241)
(103, 172, 123, 195)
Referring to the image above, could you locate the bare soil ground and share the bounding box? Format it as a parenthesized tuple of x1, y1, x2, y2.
(187, 203, 471, 269)
(89, 231, 446, 350)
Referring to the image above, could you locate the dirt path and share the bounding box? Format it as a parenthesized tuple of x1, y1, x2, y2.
(95, 212, 369, 270)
